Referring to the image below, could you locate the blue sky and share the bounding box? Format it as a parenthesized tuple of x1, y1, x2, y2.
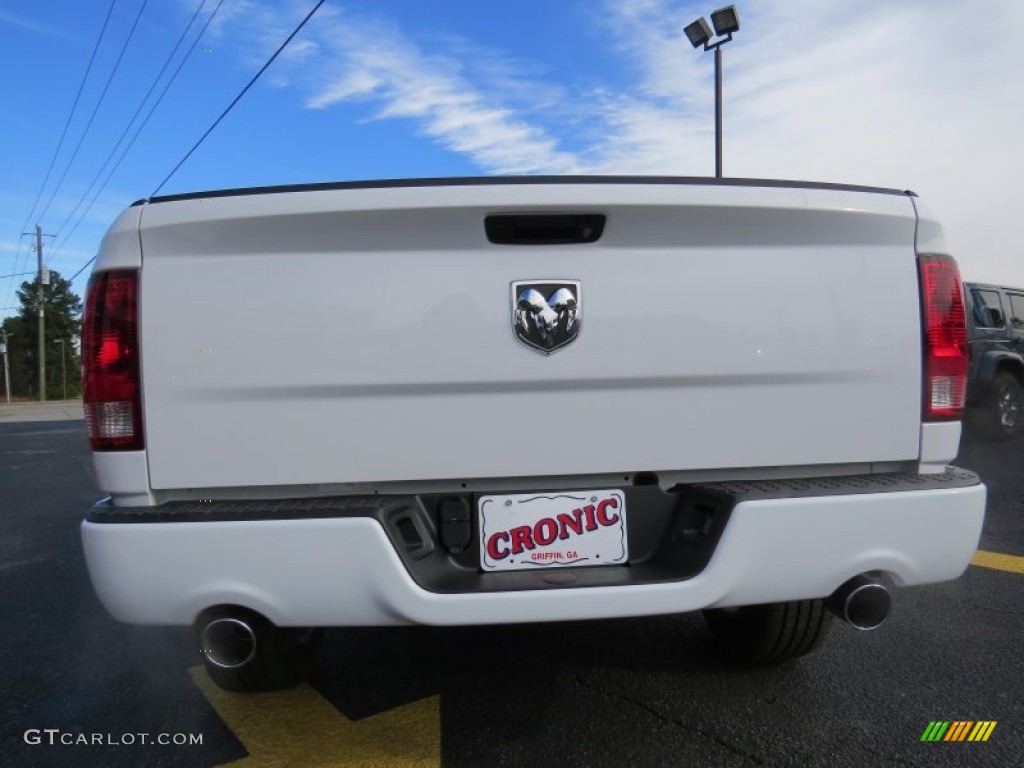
(3, 0, 1023, 320)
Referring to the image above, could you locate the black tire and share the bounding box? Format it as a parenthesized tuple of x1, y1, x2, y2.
(983, 371, 1023, 440)
(702, 599, 832, 664)
(196, 607, 322, 692)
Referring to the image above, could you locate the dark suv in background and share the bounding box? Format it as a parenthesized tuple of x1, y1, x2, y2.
(963, 282, 1024, 439)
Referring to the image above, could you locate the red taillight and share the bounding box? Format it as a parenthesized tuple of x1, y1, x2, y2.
(918, 254, 968, 421)
(82, 270, 143, 450)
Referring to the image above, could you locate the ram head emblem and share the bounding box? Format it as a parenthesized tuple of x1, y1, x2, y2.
(511, 281, 581, 354)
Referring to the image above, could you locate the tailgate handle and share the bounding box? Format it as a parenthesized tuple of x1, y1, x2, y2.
(485, 214, 605, 245)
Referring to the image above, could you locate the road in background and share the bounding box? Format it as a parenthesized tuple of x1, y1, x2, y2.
(0, 400, 84, 423)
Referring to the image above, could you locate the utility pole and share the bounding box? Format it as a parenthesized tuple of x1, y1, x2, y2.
(36, 225, 46, 402)
(0, 327, 11, 404)
(23, 225, 54, 402)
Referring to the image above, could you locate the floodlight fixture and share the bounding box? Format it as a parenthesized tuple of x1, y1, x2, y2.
(684, 17, 713, 49)
(710, 5, 740, 37)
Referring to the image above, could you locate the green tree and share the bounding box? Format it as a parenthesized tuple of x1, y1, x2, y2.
(6, 270, 83, 400)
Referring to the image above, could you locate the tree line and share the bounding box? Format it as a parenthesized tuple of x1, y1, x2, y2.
(1, 270, 82, 401)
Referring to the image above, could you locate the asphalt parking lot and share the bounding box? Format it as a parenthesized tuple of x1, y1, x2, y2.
(0, 407, 1021, 767)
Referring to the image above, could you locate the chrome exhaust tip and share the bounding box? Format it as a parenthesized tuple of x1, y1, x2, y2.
(201, 616, 257, 669)
(828, 575, 891, 630)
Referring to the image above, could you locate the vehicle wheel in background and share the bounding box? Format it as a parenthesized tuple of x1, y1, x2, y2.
(984, 371, 1023, 440)
(702, 599, 832, 664)
(196, 607, 322, 692)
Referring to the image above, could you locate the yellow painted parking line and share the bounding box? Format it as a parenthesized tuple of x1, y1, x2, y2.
(190, 666, 440, 767)
(971, 549, 1024, 575)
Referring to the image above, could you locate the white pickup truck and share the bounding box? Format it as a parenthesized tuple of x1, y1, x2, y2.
(80, 176, 986, 692)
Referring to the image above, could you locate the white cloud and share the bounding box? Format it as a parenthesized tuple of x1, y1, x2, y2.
(282, 38, 319, 61)
(199, 0, 580, 174)
(588, 0, 1024, 285)
(208, 0, 1024, 285)
(298, 15, 582, 175)
(0, 240, 31, 259)
(307, 69, 383, 107)
(0, 9, 75, 39)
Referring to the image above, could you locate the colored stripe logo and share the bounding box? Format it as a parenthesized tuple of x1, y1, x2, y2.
(920, 721, 997, 742)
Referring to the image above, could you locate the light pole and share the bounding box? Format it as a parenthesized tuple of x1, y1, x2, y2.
(684, 5, 741, 178)
(55, 339, 67, 401)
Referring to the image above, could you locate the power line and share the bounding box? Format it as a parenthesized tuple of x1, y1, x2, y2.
(59, 0, 326, 284)
(37, 0, 150, 224)
(19, 0, 118, 236)
(52, 0, 226, 272)
(69, 256, 98, 284)
(2, 237, 29, 320)
(53, 0, 210, 240)
(151, 0, 327, 197)
(6, 1, 118, 318)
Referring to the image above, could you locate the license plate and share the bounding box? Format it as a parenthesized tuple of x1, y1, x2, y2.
(478, 489, 628, 572)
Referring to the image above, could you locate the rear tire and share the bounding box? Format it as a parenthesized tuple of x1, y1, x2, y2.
(983, 371, 1023, 440)
(702, 599, 832, 664)
(196, 607, 322, 692)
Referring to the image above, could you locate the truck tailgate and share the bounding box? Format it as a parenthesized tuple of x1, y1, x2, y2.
(137, 182, 922, 489)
